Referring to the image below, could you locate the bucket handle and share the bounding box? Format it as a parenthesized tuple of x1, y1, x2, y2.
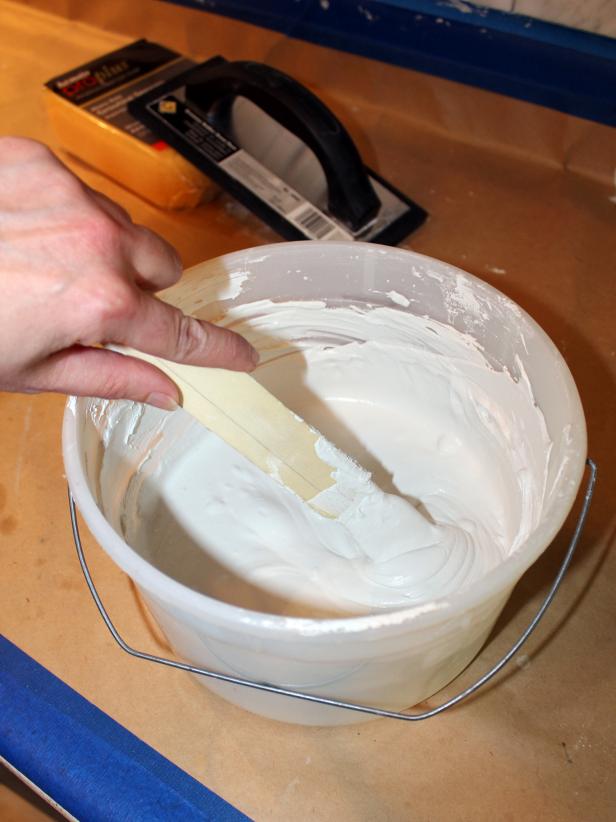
(68, 459, 596, 722)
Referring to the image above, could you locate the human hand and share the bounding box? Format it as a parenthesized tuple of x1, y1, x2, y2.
(0, 137, 258, 409)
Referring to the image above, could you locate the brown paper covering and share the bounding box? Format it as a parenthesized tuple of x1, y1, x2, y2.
(1, 1, 615, 818)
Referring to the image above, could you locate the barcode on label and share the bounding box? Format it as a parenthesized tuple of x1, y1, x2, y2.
(289, 205, 338, 240)
(219, 148, 353, 241)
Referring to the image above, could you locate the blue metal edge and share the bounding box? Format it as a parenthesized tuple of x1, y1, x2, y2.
(163, 0, 616, 126)
(0, 635, 250, 822)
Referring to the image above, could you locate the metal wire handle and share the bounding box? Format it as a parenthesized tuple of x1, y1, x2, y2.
(69, 459, 596, 721)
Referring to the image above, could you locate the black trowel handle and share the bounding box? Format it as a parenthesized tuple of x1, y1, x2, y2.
(184, 59, 380, 232)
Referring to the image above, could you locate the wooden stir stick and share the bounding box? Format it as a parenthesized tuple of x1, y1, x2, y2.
(110, 345, 345, 514)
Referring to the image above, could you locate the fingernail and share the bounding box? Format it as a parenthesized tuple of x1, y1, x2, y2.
(145, 392, 179, 412)
(250, 347, 260, 367)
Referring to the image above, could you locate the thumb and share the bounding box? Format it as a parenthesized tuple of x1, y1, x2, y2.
(27, 345, 180, 409)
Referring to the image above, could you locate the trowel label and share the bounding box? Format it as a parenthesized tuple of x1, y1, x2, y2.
(47, 40, 179, 105)
(220, 151, 352, 241)
(82, 58, 195, 146)
(141, 93, 352, 241)
(46, 40, 194, 147)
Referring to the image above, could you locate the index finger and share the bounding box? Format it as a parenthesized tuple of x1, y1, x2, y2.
(108, 288, 259, 372)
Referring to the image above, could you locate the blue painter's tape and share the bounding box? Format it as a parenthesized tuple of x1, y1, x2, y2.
(0, 635, 251, 822)
(163, 0, 616, 126)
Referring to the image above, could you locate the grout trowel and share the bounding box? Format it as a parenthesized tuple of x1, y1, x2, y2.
(129, 57, 427, 245)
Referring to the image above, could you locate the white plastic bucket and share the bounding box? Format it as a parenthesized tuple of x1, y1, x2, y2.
(63, 243, 586, 725)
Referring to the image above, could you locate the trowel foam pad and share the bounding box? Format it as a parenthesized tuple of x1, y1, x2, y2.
(44, 40, 216, 209)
